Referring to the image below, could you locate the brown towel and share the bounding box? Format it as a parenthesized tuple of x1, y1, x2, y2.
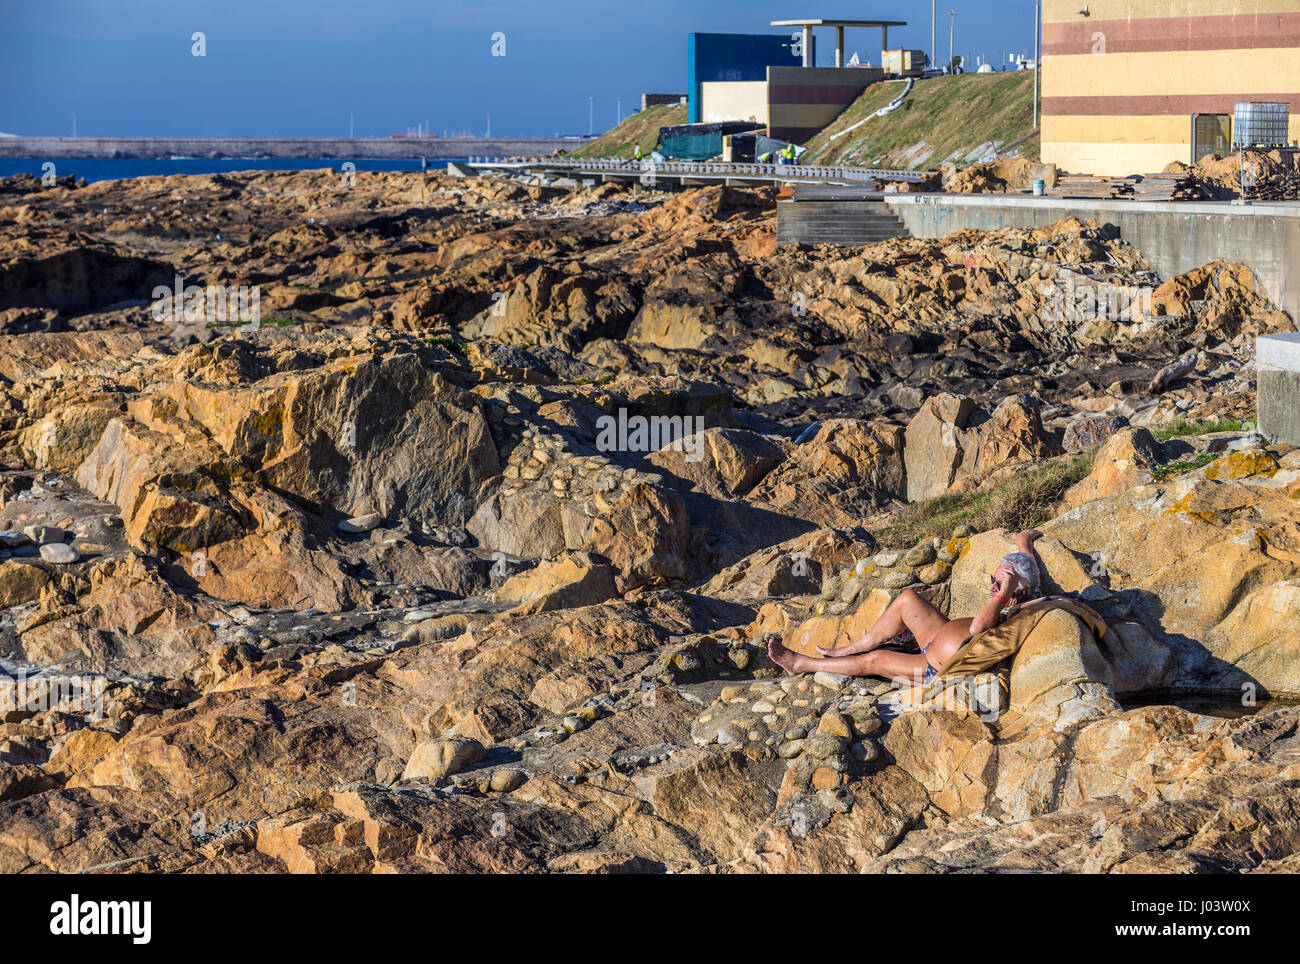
(922, 595, 1109, 701)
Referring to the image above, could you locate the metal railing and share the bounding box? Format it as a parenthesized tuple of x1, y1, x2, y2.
(466, 155, 928, 184)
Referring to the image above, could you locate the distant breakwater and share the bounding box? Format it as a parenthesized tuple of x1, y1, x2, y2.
(0, 136, 591, 160)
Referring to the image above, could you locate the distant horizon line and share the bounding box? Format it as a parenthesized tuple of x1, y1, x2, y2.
(0, 134, 598, 140)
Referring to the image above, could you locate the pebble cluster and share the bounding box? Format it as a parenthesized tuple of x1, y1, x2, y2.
(815, 524, 975, 616)
(692, 672, 888, 794)
(496, 423, 663, 514)
(0, 477, 125, 566)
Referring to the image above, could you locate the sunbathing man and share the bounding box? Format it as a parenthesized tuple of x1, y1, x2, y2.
(767, 529, 1045, 683)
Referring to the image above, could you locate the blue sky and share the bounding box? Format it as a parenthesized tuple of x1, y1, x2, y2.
(0, 0, 1042, 137)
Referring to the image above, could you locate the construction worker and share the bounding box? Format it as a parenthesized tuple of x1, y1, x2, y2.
(634, 144, 643, 161)
(758, 150, 773, 163)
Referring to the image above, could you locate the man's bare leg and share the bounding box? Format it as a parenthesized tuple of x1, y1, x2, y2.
(815, 588, 947, 657)
(768, 637, 930, 683)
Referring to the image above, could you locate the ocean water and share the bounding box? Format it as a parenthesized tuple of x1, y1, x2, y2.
(0, 157, 462, 184)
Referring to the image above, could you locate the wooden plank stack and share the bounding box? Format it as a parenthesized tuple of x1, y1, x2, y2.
(1046, 174, 1115, 198)
(1125, 172, 1205, 201)
(1043, 172, 1206, 201)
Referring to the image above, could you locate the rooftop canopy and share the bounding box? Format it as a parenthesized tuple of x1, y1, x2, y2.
(770, 19, 907, 27)
(771, 17, 908, 67)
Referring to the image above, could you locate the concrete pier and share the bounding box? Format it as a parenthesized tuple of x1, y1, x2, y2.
(1258, 333, 1300, 447)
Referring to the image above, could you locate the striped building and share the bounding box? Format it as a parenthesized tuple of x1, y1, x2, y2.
(766, 66, 885, 142)
(1041, 0, 1300, 175)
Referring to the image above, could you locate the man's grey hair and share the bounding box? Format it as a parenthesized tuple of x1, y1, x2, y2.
(1001, 552, 1041, 599)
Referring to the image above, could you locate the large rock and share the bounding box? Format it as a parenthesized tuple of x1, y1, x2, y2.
(156, 349, 500, 526)
(402, 738, 487, 782)
(583, 483, 691, 589)
(904, 393, 974, 502)
(869, 705, 1300, 871)
(882, 711, 997, 818)
(1046, 458, 1300, 695)
(461, 266, 640, 352)
(748, 419, 906, 526)
(75, 348, 498, 548)
(378, 600, 663, 745)
(904, 394, 1058, 502)
(703, 526, 875, 601)
(19, 554, 222, 675)
(782, 589, 890, 657)
(647, 427, 789, 497)
(641, 750, 776, 862)
(74, 416, 244, 555)
(1062, 414, 1129, 454)
(959, 394, 1058, 481)
(1064, 426, 1161, 507)
(489, 551, 619, 614)
(0, 560, 51, 608)
(1004, 608, 1120, 730)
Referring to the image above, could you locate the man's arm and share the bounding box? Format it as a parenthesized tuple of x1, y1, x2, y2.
(1015, 528, 1045, 594)
(1015, 528, 1044, 556)
(968, 593, 1004, 635)
(969, 570, 1020, 634)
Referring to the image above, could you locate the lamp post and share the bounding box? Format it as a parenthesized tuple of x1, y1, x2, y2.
(1033, 0, 1040, 129)
(948, 11, 957, 71)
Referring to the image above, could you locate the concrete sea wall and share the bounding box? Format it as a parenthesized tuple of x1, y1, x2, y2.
(882, 194, 1300, 323)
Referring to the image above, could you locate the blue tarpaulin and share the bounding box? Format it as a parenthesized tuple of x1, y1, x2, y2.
(655, 121, 763, 161)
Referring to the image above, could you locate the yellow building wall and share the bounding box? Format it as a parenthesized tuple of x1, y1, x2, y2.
(1043, 49, 1300, 100)
(1045, 0, 1299, 18)
(699, 81, 769, 125)
(1041, 0, 1300, 174)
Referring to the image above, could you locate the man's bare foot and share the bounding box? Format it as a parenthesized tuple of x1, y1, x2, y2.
(816, 636, 876, 657)
(767, 638, 816, 675)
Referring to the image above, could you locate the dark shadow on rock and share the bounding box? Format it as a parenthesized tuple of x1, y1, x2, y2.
(1106, 587, 1266, 698)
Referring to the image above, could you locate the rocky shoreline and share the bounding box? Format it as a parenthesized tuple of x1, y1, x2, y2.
(0, 169, 1297, 873)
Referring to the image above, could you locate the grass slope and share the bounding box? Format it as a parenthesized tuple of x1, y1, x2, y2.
(876, 454, 1093, 549)
(802, 71, 1038, 169)
(571, 103, 688, 159)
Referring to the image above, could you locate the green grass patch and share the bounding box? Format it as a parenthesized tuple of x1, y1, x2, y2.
(426, 335, 468, 356)
(801, 71, 1038, 168)
(204, 317, 294, 329)
(1149, 417, 1254, 442)
(571, 103, 688, 159)
(575, 373, 616, 386)
(876, 454, 1094, 549)
(1151, 452, 1218, 482)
